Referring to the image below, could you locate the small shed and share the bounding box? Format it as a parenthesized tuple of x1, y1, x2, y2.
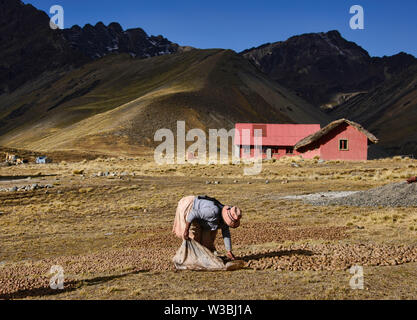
(36, 156, 51, 164)
(294, 119, 378, 161)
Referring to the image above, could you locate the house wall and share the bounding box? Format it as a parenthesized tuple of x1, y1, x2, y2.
(299, 148, 321, 159)
(236, 122, 371, 161)
(235, 123, 321, 160)
(234, 123, 321, 147)
(318, 123, 368, 161)
(239, 146, 320, 159)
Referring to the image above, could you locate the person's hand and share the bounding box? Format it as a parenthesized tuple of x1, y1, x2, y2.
(407, 176, 417, 184)
(226, 251, 236, 261)
(183, 229, 189, 240)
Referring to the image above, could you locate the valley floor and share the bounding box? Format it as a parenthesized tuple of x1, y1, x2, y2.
(0, 154, 416, 300)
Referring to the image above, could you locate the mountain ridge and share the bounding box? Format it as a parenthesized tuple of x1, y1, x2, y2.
(0, 49, 330, 153)
(241, 30, 417, 109)
(62, 21, 181, 60)
(1, 0, 417, 157)
(0, 0, 181, 95)
(329, 63, 417, 157)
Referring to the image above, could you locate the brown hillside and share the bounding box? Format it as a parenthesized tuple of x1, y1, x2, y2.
(330, 64, 417, 157)
(0, 49, 329, 154)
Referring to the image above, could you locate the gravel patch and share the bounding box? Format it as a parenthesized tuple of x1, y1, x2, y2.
(280, 191, 358, 201)
(307, 182, 417, 207)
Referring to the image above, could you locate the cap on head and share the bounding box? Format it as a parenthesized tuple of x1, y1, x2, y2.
(222, 206, 242, 228)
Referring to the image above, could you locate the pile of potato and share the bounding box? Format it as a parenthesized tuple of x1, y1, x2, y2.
(1, 224, 416, 299)
(244, 243, 417, 271)
(0, 246, 176, 299)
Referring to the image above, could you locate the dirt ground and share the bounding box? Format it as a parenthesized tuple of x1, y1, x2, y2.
(1, 153, 417, 300)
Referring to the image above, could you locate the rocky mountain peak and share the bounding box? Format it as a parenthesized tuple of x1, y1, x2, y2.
(0, 0, 180, 93)
(62, 21, 179, 59)
(0, 0, 85, 93)
(241, 30, 416, 108)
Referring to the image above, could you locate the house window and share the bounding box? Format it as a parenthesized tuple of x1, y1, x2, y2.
(253, 125, 267, 137)
(339, 139, 349, 151)
(286, 147, 294, 154)
(242, 145, 250, 155)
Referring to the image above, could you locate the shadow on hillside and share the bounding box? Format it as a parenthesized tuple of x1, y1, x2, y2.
(240, 249, 314, 262)
(0, 270, 149, 300)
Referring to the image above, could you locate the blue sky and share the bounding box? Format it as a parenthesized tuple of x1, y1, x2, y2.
(24, 0, 417, 57)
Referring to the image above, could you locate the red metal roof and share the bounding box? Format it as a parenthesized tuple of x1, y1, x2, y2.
(234, 123, 321, 146)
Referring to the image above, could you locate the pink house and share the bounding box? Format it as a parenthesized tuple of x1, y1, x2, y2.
(234, 119, 378, 161)
(234, 123, 321, 159)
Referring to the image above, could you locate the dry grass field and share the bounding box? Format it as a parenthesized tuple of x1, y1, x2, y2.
(1, 152, 417, 300)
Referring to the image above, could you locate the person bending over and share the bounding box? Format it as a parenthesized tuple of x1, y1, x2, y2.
(173, 195, 242, 260)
